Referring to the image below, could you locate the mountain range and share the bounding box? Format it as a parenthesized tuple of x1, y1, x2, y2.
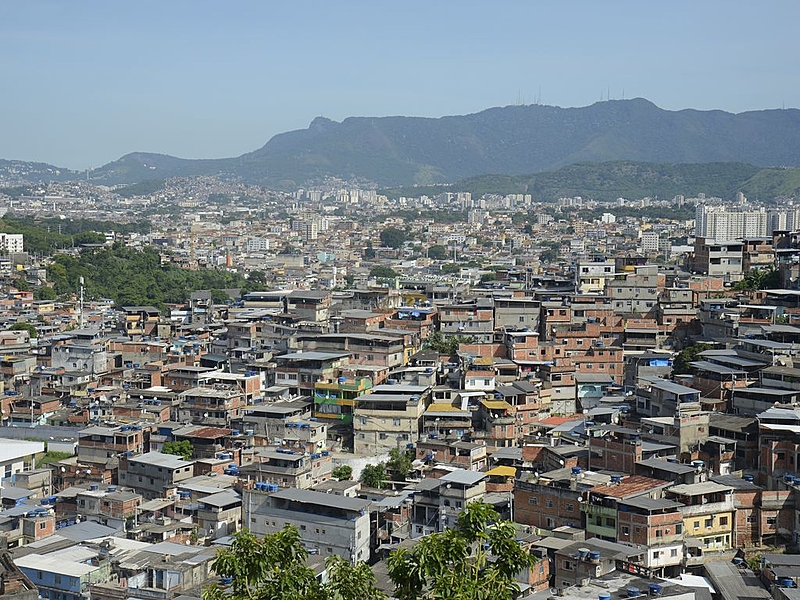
(3, 98, 800, 191)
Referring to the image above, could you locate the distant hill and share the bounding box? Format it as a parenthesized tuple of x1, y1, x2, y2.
(0, 159, 78, 184)
(230, 99, 800, 188)
(4, 99, 800, 189)
(382, 161, 800, 203)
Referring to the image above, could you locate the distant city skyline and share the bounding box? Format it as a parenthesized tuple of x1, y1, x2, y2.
(1, 1, 798, 170)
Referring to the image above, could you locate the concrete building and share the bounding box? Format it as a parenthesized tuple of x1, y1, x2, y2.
(0, 439, 44, 485)
(118, 452, 194, 499)
(244, 486, 371, 563)
(692, 237, 745, 283)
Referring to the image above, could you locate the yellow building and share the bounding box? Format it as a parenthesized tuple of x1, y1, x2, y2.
(665, 481, 735, 551)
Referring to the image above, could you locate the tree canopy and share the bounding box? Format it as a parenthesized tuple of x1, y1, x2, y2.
(162, 440, 194, 461)
(332, 465, 353, 481)
(427, 245, 448, 260)
(46, 245, 250, 307)
(732, 267, 780, 291)
(379, 227, 407, 249)
(673, 343, 711, 375)
(359, 463, 386, 489)
(386, 447, 413, 481)
(203, 505, 532, 600)
(9, 322, 38, 338)
(387, 501, 535, 600)
(426, 331, 476, 355)
(203, 527, 384, 600)
(369, 265, 398, 279)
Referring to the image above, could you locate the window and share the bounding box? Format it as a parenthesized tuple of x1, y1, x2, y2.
(652, 551, 660, 559)
(563, 560, 574, 571)
(746, 515, 757, 523)
(675, 524, 683, 534)
(671, 549, 678, 557)
(546, 517, 555, 528)
(693, 521, 700, 529)
(39, 522, 46, 529)
(605, 518, 616, 527)
(719, 516, 728, 526)
(519, 316, 525, 323)
(528, 497, 539, 506)
(301, 525, 306, 531)
(393, 418, 401, 426)
(767, 517, 777, 525)
(621, 526, 630, 535)
(565, 503, 574, 512)
(545, 500, 553, 508)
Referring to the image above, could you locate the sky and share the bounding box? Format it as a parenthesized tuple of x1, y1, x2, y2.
(1, 1, 798, 170)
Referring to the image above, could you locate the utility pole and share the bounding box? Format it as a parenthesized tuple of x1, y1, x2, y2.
(79, 276, 85, 329)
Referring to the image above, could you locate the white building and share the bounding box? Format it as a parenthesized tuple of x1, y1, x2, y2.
(0, 438, 44, 483)
(640, 230, 660, 253)
(695, 205, 767, 240)
(0, 233, 23, 253)
(246, 237, 270, 252)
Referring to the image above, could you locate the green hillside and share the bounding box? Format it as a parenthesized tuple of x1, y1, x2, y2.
(382, 161, 800, 203)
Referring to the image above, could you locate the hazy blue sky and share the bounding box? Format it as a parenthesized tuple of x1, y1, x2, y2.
(2, 1, 797, 169)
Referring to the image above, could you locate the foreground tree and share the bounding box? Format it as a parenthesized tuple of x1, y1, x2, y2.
(203, 527, 384, 600)
(387, 502, 535, 600)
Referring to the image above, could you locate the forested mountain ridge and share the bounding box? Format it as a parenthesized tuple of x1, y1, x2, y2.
(4, 99, 800, 189)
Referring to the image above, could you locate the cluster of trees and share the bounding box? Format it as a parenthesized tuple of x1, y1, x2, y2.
(204, 502, 534, 600)
(732, 266, 780, 291)
(369, 265, 398, 279)
(46, 245, 254, 307)
(359, 448, 413, 489)
(0, 216, 148, 255)
(379, 227, 408, 249)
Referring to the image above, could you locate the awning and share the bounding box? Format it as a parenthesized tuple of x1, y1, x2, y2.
(486, 466, 517, 478)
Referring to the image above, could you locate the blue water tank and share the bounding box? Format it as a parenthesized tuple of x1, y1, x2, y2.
(649, 583, 662, 595)
(626, 587, 640, 598)
(571, 466, 582, 475)
(743, 474, 755, 482)
(598, 594, 611, 600)
(589, 551, 601, 561)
